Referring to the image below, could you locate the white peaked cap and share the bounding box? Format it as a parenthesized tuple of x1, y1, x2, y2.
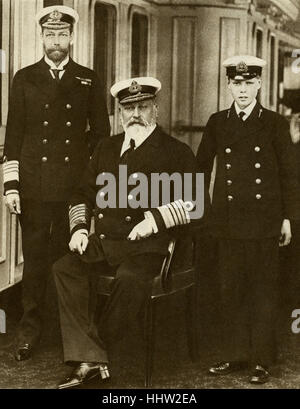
(111, 77, 161, 104)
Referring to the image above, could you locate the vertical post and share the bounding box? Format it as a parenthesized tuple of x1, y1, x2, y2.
(0, 49, 5, 74)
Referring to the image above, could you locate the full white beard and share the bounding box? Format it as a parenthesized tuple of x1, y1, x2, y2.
(125, 123, 150, 140)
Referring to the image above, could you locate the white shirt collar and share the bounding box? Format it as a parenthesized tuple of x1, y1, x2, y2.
(120, 124, 157, 157)
(234, 99, 257, 120)
(44, 55, 70, 71)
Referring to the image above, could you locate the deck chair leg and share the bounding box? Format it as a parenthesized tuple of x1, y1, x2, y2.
(144, 299, 156, 387)
(185, 285, 198, 361)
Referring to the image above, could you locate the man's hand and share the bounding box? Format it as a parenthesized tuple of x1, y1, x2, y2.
(127, 218, 154, 241)
(290, 113, 300, 144)
(279, 219, 292, 247)
(69, 230, 89, 255)
(5, 192, 21, 214)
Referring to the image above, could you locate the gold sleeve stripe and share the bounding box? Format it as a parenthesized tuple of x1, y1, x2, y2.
(170, 200, 186, 225)
(158, 199, 191, 229)
(3, 160, 19, 183)
(157, 205, 174, 229)
(167, 203, 181, 225)
(69, 204, 89, 232)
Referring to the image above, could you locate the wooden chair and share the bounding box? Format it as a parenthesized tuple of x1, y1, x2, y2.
(97, 237, 198, 387)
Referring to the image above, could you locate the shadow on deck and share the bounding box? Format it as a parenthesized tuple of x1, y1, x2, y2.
(1, 254, 300, 389)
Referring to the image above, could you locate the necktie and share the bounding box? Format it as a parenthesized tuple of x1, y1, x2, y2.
(239, 111, 246, 122)
(120, 139, 135, 164)
(51, 69, 61, 82)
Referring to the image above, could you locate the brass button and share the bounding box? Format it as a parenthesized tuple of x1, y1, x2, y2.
(65, 139, 70, 145)
(255, 163, 261, 169)
(256, 178, 262, 184)
(226, 164, 231, 170)
(227, 180, 232, 186)
(256, 194, 262, 200)
(42, 139, 48, 144)
(66, 121, 71, 127)
(42, 156, 47, 163)
(100, 234, 106, 240)
(43, 121, 49, 126)
(45, 104, 49, 109)
(98, 213, 104, 219)
(66, 104, 72, 109)
(64, 156, 70, 163)
(254, 146, 261, 152)
(125, 216, 132, 222)
(227, 195, 233, 201)
(225, 148, 231, 154)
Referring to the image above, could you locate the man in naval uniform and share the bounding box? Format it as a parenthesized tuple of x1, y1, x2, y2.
(53, 77, 201, 389)
(3, 6, 110, 361)
(196, 55, 299, 384)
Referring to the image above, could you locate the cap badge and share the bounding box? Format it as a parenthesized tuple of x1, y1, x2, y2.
(49, 10, 63, 22)
(129, 81, 142, 95)
(236, 61, 248, 74)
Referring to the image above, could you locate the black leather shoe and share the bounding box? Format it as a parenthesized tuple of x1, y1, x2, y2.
(209, 361, 247, 375)
(58, 363, 110, 389)
(14, 343, 33, 361)
(249, 365, 270, 384)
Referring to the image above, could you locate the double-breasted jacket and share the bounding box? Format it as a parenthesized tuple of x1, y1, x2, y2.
(69, 126, 201, 265)
(196, 103, 299, 239)
(3, 57, 110, 201)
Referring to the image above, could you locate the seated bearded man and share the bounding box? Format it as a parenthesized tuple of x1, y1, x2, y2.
(53, 77, 205, 389)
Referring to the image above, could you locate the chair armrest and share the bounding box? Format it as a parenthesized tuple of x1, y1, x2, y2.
(159, 238, 176, 292)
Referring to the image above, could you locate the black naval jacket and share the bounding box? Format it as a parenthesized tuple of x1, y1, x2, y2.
(69, 126, 203, 265)
(3, 57, 110, 201)
(196, 102, 299, 240)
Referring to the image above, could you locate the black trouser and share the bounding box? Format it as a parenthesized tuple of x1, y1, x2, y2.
(53, 252, 164, 363)
(279, 220, 300, 308)
(216, 237, 279, 368)
(17, 200, 70, 345)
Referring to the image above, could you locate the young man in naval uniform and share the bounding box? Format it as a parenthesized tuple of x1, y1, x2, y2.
(53, 77, 202, 389)
(3, 6, 110, 361)
(196, 55, 299, 384)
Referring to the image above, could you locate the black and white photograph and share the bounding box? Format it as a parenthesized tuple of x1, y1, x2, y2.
(0, 0, 299, 391)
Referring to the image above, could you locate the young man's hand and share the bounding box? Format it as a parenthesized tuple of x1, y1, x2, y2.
(69, 230, 89, 255)
(279, 219, 292, 247)
(5, 192, 21, 214)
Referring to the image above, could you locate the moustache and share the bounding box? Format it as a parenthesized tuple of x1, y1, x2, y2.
(48, 48, 64, 53)
(127, 120, 147, 127)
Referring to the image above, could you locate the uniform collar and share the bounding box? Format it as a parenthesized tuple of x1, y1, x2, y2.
(234, 99, 257, 120)
(44, 55, 70, 70)
(120, 124, 157, 157)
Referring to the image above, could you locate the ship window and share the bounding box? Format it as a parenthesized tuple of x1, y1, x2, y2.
(256, 29, 263, 58)
(269, 35, 275, 106)
(43, 0, 63, 6)
(131, 13, 148, 77)
(94, 2, 116, 115)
